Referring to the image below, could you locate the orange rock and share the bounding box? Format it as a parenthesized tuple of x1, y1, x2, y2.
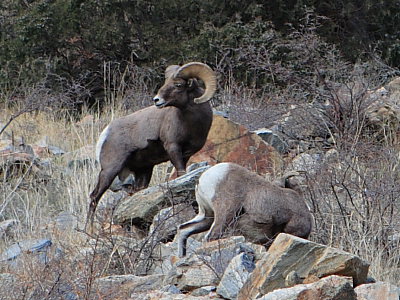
(188, 115, 283, 176)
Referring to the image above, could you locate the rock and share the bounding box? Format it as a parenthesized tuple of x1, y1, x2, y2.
(94, 274, 165, 298)
(64, 145, 97, 170)
(216, 252, 256, 299)
(130, 290, 221, 299)
(53, 211, 79, 231)
(171, 255, 221, 291)
(257, 275, 356, 300)
(160, 284, 182, 294)
(0, 239, 52, 267)
(190, 286, 217, 297)
(272, 103, 331, 144)
(287, 152, 323, 175)
(188, 114, 283, 176)
(237, 233, 369, 299)
(0, 151, 38, 179)
(0, 219, 18, 239)
(94, 190, 128, 225)
(33, 136, 66, 157)
(152, 238, 202, 275)
(253, 128, 289, 154)
(355, 281, 400, 300)
(168, 236, 262, 292)
(113, 165, 209, 227)
(149, 204, 196, 243)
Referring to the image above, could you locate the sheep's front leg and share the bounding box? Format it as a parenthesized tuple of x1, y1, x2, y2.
(165, 142, 186, 176)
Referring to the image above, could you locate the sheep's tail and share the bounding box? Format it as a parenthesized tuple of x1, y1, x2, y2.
(96, 125, 110, 162)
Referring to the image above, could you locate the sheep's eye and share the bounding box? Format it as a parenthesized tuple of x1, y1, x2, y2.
(175, 82, 184, 88)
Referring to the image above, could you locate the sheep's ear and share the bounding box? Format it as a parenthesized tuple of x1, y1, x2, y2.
(187, 78, 199, 90)
(165, 65, 180, 79)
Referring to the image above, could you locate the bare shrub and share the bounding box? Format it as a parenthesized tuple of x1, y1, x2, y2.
(305, 146, 400, 283)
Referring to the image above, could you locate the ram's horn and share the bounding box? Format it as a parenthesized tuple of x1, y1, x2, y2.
(175, 62, 217, 104)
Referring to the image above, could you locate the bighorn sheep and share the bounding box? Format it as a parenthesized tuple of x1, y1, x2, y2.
(177, 162, 313, 257)
(87, 62, 217, 227)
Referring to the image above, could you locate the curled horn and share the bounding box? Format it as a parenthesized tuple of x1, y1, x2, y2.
(175, 62, 217, 104)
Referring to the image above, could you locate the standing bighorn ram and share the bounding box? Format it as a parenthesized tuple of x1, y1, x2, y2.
(87, 62, 217, 227)
(177, 163, 313, 257)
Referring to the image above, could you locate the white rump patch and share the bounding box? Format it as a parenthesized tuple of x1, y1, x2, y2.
(197, 163, 231, 202)
(96, 125, 110, 162)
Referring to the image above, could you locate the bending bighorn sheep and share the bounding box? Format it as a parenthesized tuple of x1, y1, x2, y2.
(88, 62, 217, 227)
(177, 163, 313, 257)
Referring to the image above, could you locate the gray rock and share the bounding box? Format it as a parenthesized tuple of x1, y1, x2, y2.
(47, 145, 66, 156)
(1, 238, 52, 263)
(217, 252, 256, 299)
(167, 236, 259, 292)
(253, 128, 288, 154)
(190, 285, 217, 296)
(161, 284, 182, 294)
(54, 211, 79, 231)
(114, 165, 210, 227)
(258, 275, 356, 300)
(149, 204, 196, 243)
(287, 152, 323, 175)
(94, 274, 165, 298)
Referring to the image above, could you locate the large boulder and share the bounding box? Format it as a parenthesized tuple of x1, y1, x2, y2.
(188, 114, 283, 175)
(237, 233, 369, 299)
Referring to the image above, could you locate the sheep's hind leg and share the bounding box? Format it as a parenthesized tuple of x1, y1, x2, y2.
(134, 166, 154, 191)
(204, 214, 232, 241)
(177, 216, 213, 257)
(87, 167, 121, 232)
(283, 217, 311, 239)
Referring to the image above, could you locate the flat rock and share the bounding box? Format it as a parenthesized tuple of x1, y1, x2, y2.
(237, 233, 369, 299)
(0, 238, 52, 262)
(113, 165, 209, 227)
(257, 275, 356, 300)
(94, 274, 165, 298)
(130, 290, 222, 299)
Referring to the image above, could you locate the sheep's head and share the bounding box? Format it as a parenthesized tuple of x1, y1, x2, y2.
(153, 62, 217, 108)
